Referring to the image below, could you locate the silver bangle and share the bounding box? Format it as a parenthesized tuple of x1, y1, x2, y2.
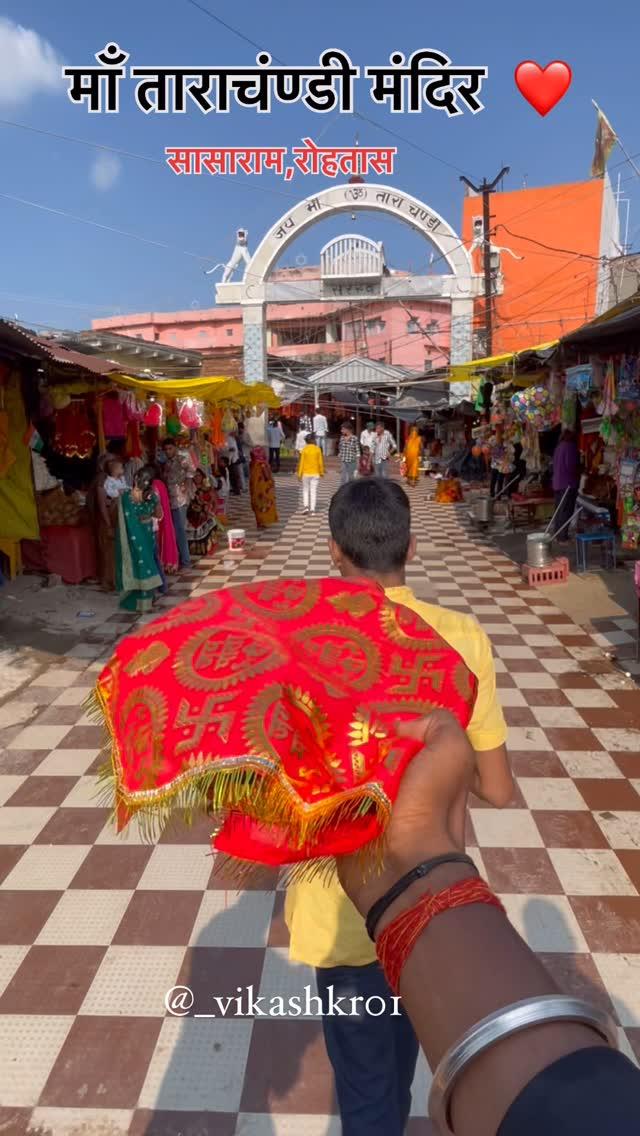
(429, 995, 618, 1136)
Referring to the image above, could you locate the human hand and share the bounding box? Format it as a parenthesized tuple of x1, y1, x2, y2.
(336, 711, 475, 918)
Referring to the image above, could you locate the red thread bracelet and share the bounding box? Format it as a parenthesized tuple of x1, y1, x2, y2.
(377, 876, 505, 994)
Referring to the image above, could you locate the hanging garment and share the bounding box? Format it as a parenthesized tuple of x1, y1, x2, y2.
(221, 408, 237, 434)
(52, 401, 96, 459)
(0, 410, 16, 478)
(125, 421, 142, 459)
(144, 401, 163, 428)
(179, 399, 202, 430)
(597, 360, 619, 418)
(102, 393, 127, 438)
(210, 407, 225, 447)
(122, 392, 146, 422)
(618, 356, 640, 403)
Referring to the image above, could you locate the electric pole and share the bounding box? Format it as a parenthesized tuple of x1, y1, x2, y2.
(460, 167, 509, 357)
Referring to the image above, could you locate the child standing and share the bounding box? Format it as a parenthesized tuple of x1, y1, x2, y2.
(296, 432, 325, 515)
(103, 459, 128, 501)
(358, 445, 374, 478)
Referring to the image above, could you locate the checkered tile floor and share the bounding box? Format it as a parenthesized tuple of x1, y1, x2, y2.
(1, 468, 640, 1136)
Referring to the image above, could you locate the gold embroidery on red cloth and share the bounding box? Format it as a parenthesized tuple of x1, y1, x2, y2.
(453, 660, 476, 704)
(243, 684, 288, 764)
(388, 654, 446, 696)
(282, 687, 347, 786)
(174, 692, 236, 755)
(283, 687, 331, 742)
(124, 641, 170, 677)
(235, 579, 321, 621)
(120, 687, 168, 791)
(384, 746, 406, 772)
(373, 699, 442, 718)
(328, 592, 377, 618)
(348, 709, 388, 748)
(292, 625, 380, 697)
(175, 625, 286, 692)
(381, 602, 451, 650)
(134, 592, 222, 639)
(351, 750, 366, 779)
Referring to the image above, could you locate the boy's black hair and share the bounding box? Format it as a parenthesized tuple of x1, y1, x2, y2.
(305, 432, 316, 445)
(328, 479, 411, 574)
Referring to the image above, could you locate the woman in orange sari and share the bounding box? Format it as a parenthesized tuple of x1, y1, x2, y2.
(249, 446, 278, 529)
(404, 426, 423, 486)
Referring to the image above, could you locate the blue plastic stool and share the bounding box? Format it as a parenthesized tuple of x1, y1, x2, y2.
(575, 531, 616, 573)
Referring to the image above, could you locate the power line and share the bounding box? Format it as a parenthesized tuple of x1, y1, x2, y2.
(495, 225, 610, 261)
(0, 118, 162, 164)
(0, 191, 212, 261)
(0, 119, 301, 201)
(489, 255, 587, 311)
(180, 0, 479, 179)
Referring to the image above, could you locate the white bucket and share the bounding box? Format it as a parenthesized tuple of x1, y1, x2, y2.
(227, 528, 246, 552)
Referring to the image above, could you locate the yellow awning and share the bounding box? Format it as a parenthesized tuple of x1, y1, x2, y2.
(234, 383, 281, 408)
(112, 374, 230, 399)
(446, 340, 559, 381)
(111, 374, 280, 407)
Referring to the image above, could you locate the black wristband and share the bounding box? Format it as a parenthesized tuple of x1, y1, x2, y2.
(365, 853, 478, 942)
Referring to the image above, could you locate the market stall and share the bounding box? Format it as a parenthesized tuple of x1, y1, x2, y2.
(0, 319, 280, 588)
(559, 295, 640, 558)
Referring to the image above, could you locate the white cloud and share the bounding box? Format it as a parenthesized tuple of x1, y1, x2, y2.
(90, 152, 122, 192)
(0, 17, 62, 107)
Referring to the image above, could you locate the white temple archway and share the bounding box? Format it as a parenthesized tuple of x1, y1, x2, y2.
(215, 183, 482, 391)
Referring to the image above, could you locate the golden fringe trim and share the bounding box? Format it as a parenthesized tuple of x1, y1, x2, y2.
(87, 684, 393, 866)
(211, 831, 388, 889)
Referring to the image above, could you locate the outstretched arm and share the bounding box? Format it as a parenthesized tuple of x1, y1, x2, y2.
(336, 714, 618, 1136)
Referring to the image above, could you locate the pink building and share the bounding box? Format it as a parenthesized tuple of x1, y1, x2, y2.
(91, 266, 450, 375)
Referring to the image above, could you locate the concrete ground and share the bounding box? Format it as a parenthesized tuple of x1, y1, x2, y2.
(484, 518, 639, 679)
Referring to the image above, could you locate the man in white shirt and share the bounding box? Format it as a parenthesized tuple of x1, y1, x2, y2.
(360, 420, 376, 453)
(267, 419, 285, 472)
(312, 411, 328, 455)
(372, 422, 397, 477)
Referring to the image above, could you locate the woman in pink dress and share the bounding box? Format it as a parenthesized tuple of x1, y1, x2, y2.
(152, 474, 179, 574)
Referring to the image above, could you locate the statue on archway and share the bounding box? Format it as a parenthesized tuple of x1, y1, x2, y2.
(205, 229, 252, 284)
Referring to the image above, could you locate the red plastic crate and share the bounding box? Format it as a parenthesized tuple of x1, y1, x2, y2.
(521, 557, 569, 587)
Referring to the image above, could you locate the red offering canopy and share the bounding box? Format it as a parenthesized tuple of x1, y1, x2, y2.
(93, 578, 478, 875)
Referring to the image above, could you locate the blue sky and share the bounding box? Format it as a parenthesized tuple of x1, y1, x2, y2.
(2, 0, 639, 331)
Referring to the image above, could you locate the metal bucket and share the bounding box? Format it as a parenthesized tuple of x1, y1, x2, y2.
(473, 496, 493, 524)
(527, 531, 552, 568)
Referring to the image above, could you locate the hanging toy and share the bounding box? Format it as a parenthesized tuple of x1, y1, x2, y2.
(510, 385, 558, 431)
(597, 360, 619, 419)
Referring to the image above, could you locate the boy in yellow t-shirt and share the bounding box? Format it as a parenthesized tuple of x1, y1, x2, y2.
(285, 478, 512, 1135)
(297, 431, 325, 515)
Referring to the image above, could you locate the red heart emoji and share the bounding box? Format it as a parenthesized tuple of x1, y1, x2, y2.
(514, 60, 572, 116)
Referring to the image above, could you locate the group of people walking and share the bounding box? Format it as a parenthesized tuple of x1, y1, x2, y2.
(293, 418, 427, 516)
(339, 420, 398, 484)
